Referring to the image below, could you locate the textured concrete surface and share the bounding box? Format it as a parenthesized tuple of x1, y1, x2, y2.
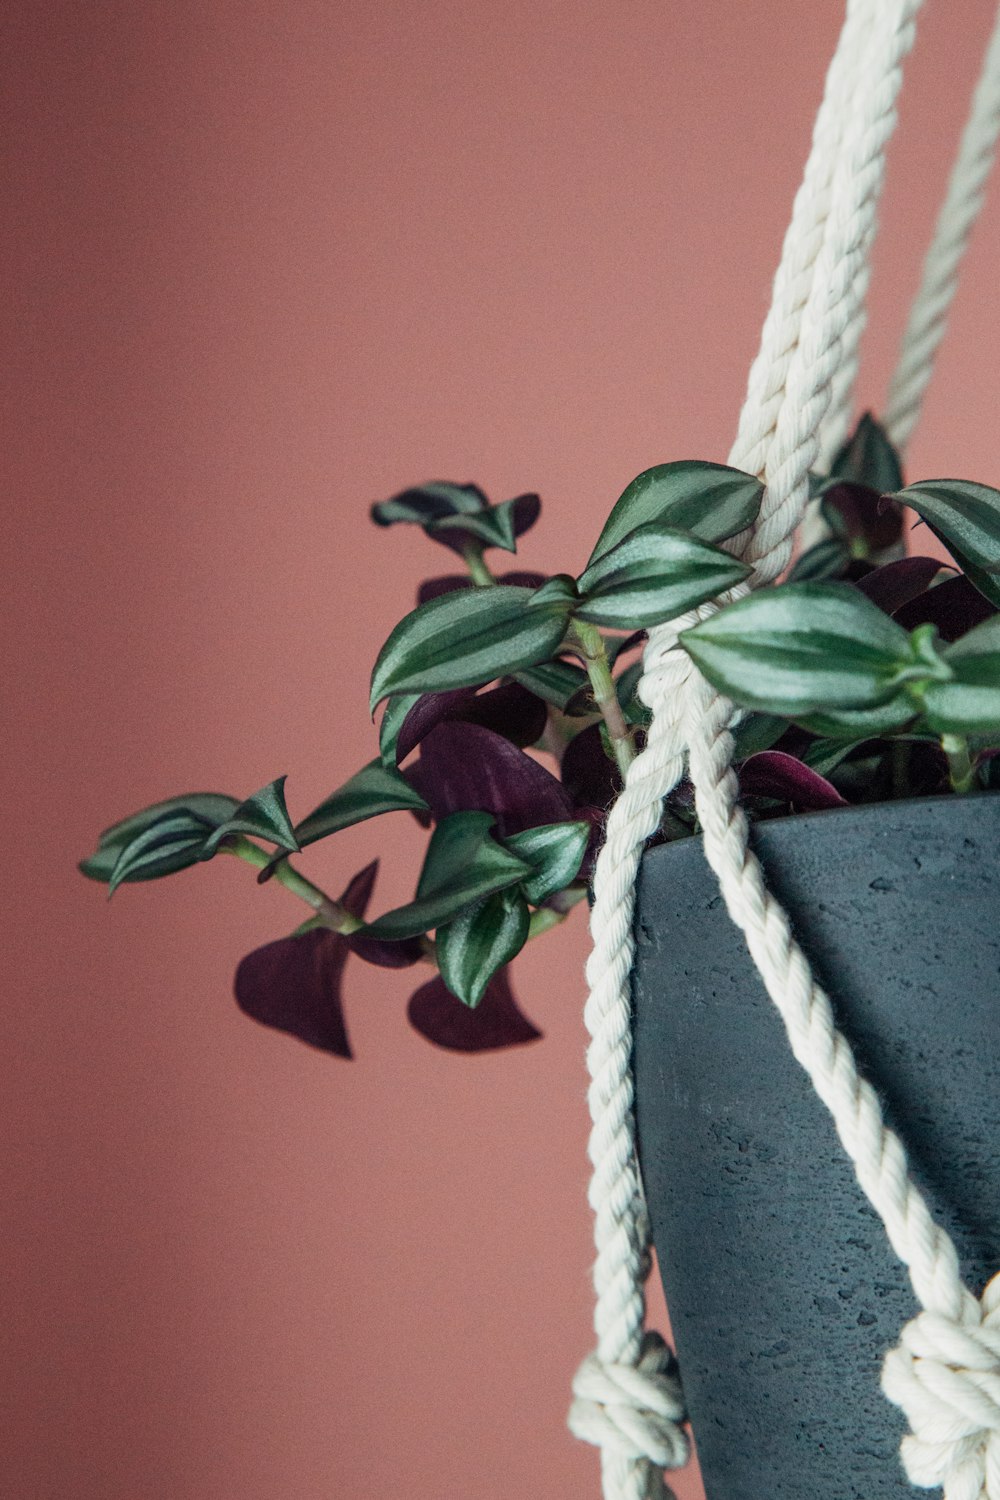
(633, 793, 1000, 1500)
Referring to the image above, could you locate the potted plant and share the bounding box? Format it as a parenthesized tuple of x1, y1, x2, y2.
(79, 412, 1000, 1495)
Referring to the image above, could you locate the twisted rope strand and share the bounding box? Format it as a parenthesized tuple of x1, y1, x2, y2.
(750, 0, 921, 582)
(683, 674, 1000, 1497)
(570, 3, 954, 1497)
(728, 0, 872, 486)
(682, 674, 970, 1321)
(885, 3, 1000, 457)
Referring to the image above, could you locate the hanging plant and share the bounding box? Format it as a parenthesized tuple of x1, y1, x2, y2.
(80, 418, 1000, 1059)
(78, 0, 1000, 1495)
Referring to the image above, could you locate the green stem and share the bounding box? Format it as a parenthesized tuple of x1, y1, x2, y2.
(941, 734, 975, 795)
(462, 544, 497, 588)
(221, 836, 362, 933)
(568, 620, 636, 778)
(223, 842, 588, 976)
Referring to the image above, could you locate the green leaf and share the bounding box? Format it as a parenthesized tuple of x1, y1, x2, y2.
(80, 792, 240, 882)
(679, 583, 916, 716)
(802, 737, 879, 778)
(430, 506, 517, 552)
(923, 615, 1000, 733)
(613, 659, 651, 726)
(436, 889, 531, 1007)
(830, 413, 904, 494)
(503, 820, 590, 904)
(199, 777, 299, 859)
(730, 711, 789, 760)
(293, 761, 429, 849)
(575, 523, 751, 630)
(891, 480, 1000, 586)
(106, 811, 216, 895)
(957, 556, 1000, 610)
(372, 482, 487, 528)
(512, 659, 589, 712)
(526, 573, 579, 610)
(362, 811, 532, 941)
(786, 537, 850, 582)
(369, 586, 571, 711)
(379, 694, 421, 768)
(794, 699, 919, 739)
(808, 470, 833, 500)
(587, 461, 764, 567)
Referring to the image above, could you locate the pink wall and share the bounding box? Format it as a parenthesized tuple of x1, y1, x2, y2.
(6, 3, 1000, 1496)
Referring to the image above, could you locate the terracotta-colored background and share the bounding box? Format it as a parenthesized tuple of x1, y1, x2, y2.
(6, 3, 1000, 1496)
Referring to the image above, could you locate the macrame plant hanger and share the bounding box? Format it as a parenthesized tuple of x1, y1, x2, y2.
(570, 3, 1000, 1499)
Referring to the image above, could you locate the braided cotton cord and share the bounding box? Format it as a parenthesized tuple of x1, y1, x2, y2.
(581, 0, 1000, 1489)
(678, 20, 1000, 1483)
(885, 3, 1000, 457)
(566, 0, 1000, 1494)
(726, 0, 872, 488)
(816, 211, 877, 468)
(570, 3, 907, 1496)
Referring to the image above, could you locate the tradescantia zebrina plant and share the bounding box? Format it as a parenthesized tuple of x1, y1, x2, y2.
(80, 414, 1000, 1056)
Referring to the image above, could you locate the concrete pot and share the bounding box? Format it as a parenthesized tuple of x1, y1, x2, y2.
(631, 792, 1000, 1500)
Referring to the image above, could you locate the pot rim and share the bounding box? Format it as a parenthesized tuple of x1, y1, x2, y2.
(643, 786, 1000, 862)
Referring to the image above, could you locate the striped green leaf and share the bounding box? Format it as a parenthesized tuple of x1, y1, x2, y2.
(436, 890, 531, 1007)
(587, 461, 763, 567)
(369, 586, 571, 711)
(575, 523, 750, 630)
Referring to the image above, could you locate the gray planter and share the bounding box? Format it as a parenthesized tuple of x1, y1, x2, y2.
(632, 792, 1000, 1500)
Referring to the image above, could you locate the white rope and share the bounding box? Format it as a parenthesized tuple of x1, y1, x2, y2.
(566, 1, 990, 1496)
(885, 4, 1000, 458)
(815, 209, 877, 470)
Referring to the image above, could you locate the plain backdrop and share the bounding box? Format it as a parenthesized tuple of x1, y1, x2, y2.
(4, 2, 1000, 1497)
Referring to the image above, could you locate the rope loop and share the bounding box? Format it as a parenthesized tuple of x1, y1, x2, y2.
(568, 1331, 689, 1471)
(882, 1274, 1000, 1499)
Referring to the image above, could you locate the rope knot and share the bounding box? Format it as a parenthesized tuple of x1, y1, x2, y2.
(881, 1274, 1000, 1498)
(568, 1330, 689, 1472)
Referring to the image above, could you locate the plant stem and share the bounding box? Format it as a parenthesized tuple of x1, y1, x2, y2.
(568, 620, 636, 778)
(222, 836, 362, 933)
(462, 544, 497, 588)
(223, 843, 587, 971)
(941, 734, 975, 795)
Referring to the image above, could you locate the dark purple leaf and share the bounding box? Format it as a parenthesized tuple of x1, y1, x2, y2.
(574, 803, 608, 880)
(855, 556, 950, 615)
(395, 682, 547, 764)
(738, 751, 847, 811)
(893, 574, 997, 642)
(822, 481, 904, 553)
(407, 968, 542, 1052)
(907, 740, 950, 796)
(510, 493, 541, 537)
(235, 928, 353, 1058)
(347, 932, 424, 968)
(561, 722, 622, 811)
(407, 721, 574, 836)
(396, 688, 477, 761)
(233, 860, 380, 1058)
(416, 570, 547, 605)
(340, 859, 379, 919)
(340, 860, 424, 965)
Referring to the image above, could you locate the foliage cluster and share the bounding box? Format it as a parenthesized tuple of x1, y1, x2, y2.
(81, 417, 1000, 1054)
